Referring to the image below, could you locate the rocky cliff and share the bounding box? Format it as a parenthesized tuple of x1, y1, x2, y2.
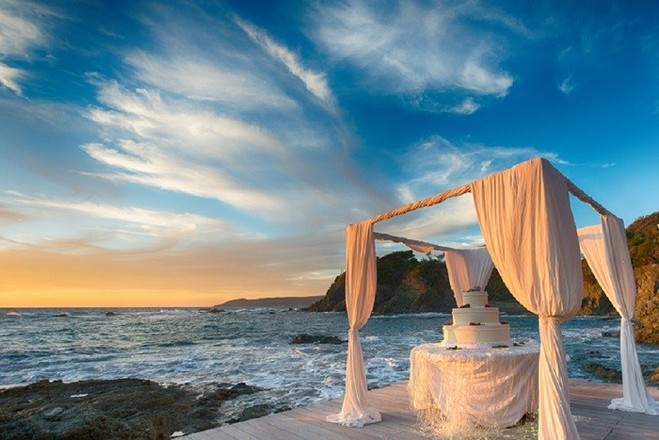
(307, 212, 658, 344)
(306, 250, 524, 315)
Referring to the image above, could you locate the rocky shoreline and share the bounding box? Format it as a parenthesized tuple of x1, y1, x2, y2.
(0, 378, 264, 440)
(3, 360, 655, 440)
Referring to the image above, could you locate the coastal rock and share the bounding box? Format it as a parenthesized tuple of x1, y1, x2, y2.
(290, 333, 345, 344)
(44, 406, 64, 420)
(601, 330, 620, 338)
(583, 362, 659, 386)
(651, 368, 659, 385)
(105, 311, 118, 316)
(0, 378, 262, 439)
(633, 263, 658, 345)
(198, 308, 224, 313)
(237, 404, 271, 421)
(230, 383, 260, 394)
(583, 363, 623, 383)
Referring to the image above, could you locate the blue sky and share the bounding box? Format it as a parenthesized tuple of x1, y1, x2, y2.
(0, 0, 657, 306)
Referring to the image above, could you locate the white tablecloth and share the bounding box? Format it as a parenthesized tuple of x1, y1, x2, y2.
(409, 340, 540, 429)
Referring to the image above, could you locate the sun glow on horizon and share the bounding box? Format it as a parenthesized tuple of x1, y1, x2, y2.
(1, 0, 657, 307)
(0, 247, 329, 307)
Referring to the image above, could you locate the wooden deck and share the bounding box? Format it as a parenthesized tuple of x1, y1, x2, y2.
(183, 380, 659, 439)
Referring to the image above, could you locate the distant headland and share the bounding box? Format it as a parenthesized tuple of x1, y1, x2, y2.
(214, 295, 324, 309)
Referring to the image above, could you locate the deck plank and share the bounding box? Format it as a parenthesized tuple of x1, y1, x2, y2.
(184, 380, 659, 439)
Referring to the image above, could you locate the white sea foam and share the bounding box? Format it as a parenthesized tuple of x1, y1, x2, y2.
(372, 312, 449, 319)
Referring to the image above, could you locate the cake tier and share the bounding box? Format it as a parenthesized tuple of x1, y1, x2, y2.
(442, 324, 457, 345)
(463, 291, 488, 307)
(452, 307, 500, 325)
(453, 323, 511, 347)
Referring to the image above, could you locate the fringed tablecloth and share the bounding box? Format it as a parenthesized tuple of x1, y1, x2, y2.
(409, 340, 539, 433)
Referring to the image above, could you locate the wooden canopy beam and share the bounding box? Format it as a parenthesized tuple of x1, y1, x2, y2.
(365, 161, 612, 226)
(566, 180, 612, 217)
(372, 232, 458, 252)
(367, 182, 472, 224)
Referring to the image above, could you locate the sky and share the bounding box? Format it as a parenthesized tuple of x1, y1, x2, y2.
(1, 0, 658, 307)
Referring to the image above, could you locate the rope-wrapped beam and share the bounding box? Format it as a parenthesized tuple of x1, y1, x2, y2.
(373, 232, 457, 252)
(365, 171, 609, 225)
(566, 180, 612, 217)
(367, 182, 472, 224)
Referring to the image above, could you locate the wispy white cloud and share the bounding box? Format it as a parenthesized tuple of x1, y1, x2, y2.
(0, 205, 25, 222)
(236, 17, 334, 109)
(2, 185, 349, 291)
(21, 196, 225, 234)
(0, 63, 22, 94)
(0, 0, 54, 95)
(381, 195, 480, 243)
(1, 190, 235, 252)
(312, 0, 515, 99)
(82, 75, 384, 226)
(88, 80, 282, 160)
(449, 97, 481, 115)
(77, 5, 388, 232)
(81, 139, 282, 215)
(469, 6, 535, 39)
(125, 51, 297, 110)
(0, 2, 46, 55)
(559, 75, 574, 94)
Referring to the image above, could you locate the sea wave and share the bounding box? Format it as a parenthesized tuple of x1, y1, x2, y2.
(371, 312, 450, 319)
(0, 308, 656, 421)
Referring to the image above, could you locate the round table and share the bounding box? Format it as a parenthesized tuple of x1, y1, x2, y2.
(409, 340, 540, 430)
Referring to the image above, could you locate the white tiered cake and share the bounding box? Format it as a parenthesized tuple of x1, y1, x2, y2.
(442, 289, 511, 348)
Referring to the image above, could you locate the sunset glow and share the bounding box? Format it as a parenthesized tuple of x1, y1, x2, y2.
(1, 0, 658, 307)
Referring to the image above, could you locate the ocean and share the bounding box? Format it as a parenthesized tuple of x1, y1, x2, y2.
(1, 308, 657, 423)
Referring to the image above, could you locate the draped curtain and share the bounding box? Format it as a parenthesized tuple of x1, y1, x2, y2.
(444, 248, 494, 306)
(577, 217, 658, 415)
(372, 231, 448, 254)
(327, 221, 382, 427)
(471, 158, 583, 440)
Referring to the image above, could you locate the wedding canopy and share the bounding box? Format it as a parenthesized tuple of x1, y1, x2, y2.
(327, 158, 654, 440)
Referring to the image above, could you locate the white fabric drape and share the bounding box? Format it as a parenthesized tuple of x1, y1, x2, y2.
(327, 221, 381, 427)
(471, 158, 583, 440)
(372, 231, 452, 254)
(444, 248, 494, 306)
(577, 217, 659, 415)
